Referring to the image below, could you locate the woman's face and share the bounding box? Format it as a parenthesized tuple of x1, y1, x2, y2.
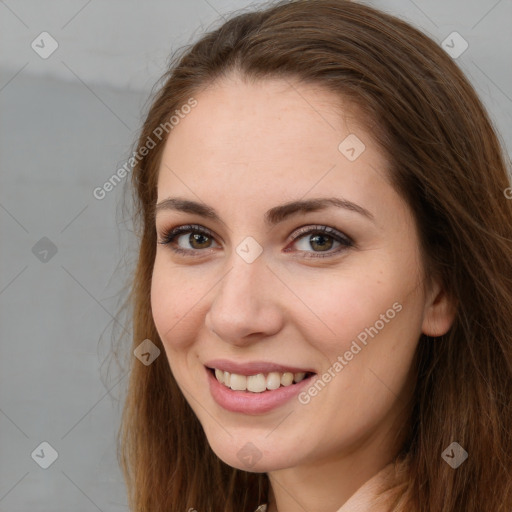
(151, 76, 452, 473)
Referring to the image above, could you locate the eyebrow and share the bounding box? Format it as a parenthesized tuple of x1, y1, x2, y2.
(154, 196, 374, 226)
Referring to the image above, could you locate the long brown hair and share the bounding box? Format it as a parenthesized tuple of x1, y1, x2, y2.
(117, 1, 512, 510)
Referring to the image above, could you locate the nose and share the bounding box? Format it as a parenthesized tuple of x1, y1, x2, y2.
(205, 254, 284, 347)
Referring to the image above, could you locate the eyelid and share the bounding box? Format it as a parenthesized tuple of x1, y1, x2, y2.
(157, 223, 353, 257)
(157, 224, 218, 247)
(286, 224, 353, 246)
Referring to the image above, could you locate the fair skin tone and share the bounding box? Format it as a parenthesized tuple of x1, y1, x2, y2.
(151, 75, 455, 512)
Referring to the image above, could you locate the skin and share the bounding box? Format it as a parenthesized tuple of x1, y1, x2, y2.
(151, 74, 455, 512)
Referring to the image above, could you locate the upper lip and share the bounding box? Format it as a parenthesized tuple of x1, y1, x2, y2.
(205, 359, 316, 376)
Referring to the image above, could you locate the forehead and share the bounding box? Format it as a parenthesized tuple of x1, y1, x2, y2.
(156, 76, 390, 217)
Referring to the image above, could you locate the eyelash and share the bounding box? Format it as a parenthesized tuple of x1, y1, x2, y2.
(157, 224, 353, 259)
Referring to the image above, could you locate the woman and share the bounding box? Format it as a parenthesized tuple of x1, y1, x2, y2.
(118, 1, 512, 510)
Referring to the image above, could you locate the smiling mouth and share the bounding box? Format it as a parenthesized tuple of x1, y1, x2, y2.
(207, 367, 316, 393)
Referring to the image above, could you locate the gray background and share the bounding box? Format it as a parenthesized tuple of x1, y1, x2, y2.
(1, 0, 511, 510)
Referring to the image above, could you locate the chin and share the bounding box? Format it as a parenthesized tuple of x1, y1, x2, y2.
(206, 434, 303, 473)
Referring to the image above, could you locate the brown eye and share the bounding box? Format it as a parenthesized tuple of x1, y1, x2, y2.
(308, 233, 334, 252)
(158, 224, 219, 256)
(187, 232, 213, 249)
(158, 223, 353, 259)
(289, 225, 353, 258)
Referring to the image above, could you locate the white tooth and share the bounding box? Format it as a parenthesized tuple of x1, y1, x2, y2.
(230, 373, 247, 391)
(215, 368, 224, 384)
(266, 372, 281, 390)
(247, 373, 267, 393)
(294, 372, 306, 383)
(224, 371, 231, 387)
(280, 372, 294, 386)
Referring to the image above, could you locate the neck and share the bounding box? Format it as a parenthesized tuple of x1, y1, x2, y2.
(264, 421, 406, 512)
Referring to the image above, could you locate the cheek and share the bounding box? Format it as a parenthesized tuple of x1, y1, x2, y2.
(315, 280, 421, 413)
(150, 257, 199, 351)
(293, 279, 421, 448)
(288, 264, 403, 352)
(288, 258, 424, 409)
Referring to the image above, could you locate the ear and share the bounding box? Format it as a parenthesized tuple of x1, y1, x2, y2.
(421, 277, 457, 337)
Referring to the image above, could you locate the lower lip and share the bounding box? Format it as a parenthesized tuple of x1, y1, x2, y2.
(206, 367, 315, 415)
